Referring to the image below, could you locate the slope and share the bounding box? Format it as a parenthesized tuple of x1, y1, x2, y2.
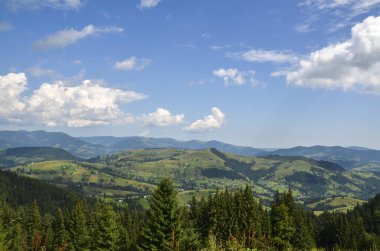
(12, 148, 380, 209)
(0, 147, 79, 168)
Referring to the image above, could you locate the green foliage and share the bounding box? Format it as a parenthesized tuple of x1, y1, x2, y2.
(91, 201, 119, 251)
(138, 178, 182, 251)
(2, 170, 380, 250)
(68, 200, 90, 251)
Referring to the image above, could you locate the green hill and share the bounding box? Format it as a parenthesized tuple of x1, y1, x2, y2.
(0, 170, 84, 213)
(0, 147, 78, 168)
(11, 148, 380, 210)
(264, 145, 380, 170)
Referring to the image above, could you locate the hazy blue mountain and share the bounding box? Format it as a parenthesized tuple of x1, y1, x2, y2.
(81, 136, 265, 155)
(261, 145, 380, 170)
(0, 130, 104, 158)
(3, 131, 380, 171)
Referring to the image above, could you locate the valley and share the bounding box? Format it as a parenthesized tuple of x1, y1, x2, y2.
(9, 146, 380, 212)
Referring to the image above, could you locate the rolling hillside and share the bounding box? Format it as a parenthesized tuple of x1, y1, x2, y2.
(12, 148, 380, 210)
(0, 147, 78, 168)
(3, 131, 380, 172)
(263, 145, 380, 170)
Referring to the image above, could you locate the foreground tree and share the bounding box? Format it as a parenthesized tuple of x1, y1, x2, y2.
(138, 178, 182, 251)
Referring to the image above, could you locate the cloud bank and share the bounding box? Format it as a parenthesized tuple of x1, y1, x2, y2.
(275, 16, 380, 95)
(0, 73, 147, 127)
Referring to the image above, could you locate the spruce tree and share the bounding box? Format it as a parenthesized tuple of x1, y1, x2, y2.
(68, 200, 90, 251)
(25, 200, 42, 251)
(138, 178, 182, 251)
(270, 203, 295, 250)
(91, 201, 119, 251)
(0, 197, 7, 251)
(53, 208, 67, 250)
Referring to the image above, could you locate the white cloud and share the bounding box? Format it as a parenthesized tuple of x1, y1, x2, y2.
(0, 73, 27, 119)
(28, 66, 59, 78)
(0, 22, 13, 31)
(34, 25, 123, 50)
(213, 68, 257, 86)
(114, 57, 152, 71)
(275, 16, 380, 94)
(0, 73, 147, 127)
(139, 0, 161, 9)
(26, 80, 146, 127)
(298, 0, 380, 32)
(4, 0, 84, 10)
(183, 107, 225, 133)
(140, 108, 184, 127)
(227, 49, 298, 63)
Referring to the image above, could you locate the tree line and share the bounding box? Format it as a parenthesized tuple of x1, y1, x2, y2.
(1, 172, 380, 250)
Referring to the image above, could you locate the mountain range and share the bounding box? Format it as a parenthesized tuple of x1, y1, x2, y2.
(1, 130, 380, 170)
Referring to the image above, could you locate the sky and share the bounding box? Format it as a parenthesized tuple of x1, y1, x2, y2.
(1, 0, 380, 149)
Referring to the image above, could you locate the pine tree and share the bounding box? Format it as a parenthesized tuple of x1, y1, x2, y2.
(0, 196, 8, 251)
(68, 200, 90, 251)
(270, 203, 295, 250)
(138, 178, 182, 251)
(53, 208, 67, 250)
(91, 201, 119, 251)
(25, 200, 42, 251)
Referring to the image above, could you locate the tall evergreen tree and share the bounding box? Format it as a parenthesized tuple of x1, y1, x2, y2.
(138, 178, 182, 251)
(53, 208, 67, 250)
(91, 201, 119, 251)
(25, 200, 42, 251)
(68, 200, 90, 251)
(271, 202, 295, 250)
(0, 197, 7, 251)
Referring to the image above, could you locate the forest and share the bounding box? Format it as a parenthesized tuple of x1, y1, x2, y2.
(1, 170, 380, 251)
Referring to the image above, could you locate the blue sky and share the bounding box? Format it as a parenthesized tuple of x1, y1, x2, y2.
(1, 0, 380, 149)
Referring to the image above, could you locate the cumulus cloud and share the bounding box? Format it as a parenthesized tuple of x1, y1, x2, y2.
(0, 22, 13, 31)
(34, 25, 123, 50)
(227, 49, 298, 63)
(139, 0, 161, 9)
(140, 108, 184, 127)
(4, 0, 84, 10)
(213, 68, 257, 86)
(114, 57, 152, 71)
(0, 72, 147, 127)
(275, 16, 380, 94)
(183, 107, 225, 133)
(0, 73, 27, 119)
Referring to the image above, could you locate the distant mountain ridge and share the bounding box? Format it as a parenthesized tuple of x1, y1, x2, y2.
(260, 145, 380, 170)
(1, 130, 380, 171)
(81, 136, 265, 156)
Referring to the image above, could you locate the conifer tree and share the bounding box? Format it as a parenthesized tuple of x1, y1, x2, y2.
(53, 208, 67, 250)
(68, 200, 90, 251)
(0, 197, 7, 251)
(270, 202, 295, 250)
(91, 201, 119, 251)
(25, 200, 42, 251)
(138, 178, 182, 251)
